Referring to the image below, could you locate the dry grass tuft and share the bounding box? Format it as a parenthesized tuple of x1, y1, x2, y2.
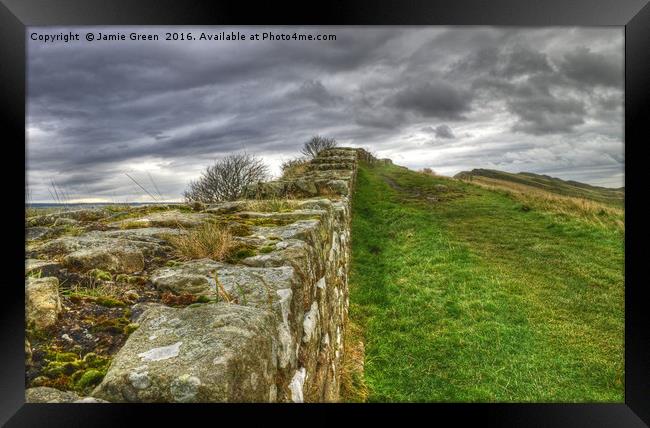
(166, 222, 236, 261)
(280, 158, 310, 179)
(214, 273, 236, 303)
(119, 220, 148, 230)
(339, 319, 369, 402)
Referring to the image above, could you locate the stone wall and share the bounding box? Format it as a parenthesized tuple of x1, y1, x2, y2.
(85, 147, 363, 402)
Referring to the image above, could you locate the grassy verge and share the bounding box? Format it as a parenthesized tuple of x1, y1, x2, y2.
(345, 162, 624, 402)
(461, 175, 624, 231)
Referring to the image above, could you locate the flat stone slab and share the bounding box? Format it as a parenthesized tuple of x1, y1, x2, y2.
(203, 201, 248, 214)
(251, 220, 320, 241)
(25, 259, 62, 277)
(33, 234, 168, 273)
(109, 210, 212, 229)
(26, 227, 57, 242)
(236, 209, 326, 221)
(37, 234, 160, 256)
(63, 246, 145, 274)
(241, 239, 312, 269)
(92, 303, 279, 402)
(26, 208, 110, 227)
(26, 387, 108, 403)
(98, 227, 183, 243)
(149, 258, 297, 302)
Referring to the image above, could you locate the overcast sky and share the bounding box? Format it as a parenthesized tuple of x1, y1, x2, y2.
(27, 26, 624, 203)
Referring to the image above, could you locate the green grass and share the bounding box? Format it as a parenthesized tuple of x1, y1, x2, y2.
(347, 162, 624, 402)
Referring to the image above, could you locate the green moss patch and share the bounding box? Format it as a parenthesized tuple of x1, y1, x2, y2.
(225, 245, 258, 263)
(37, 348, 111, 394)
(258, 245, 275, 254)
(87, 268, 112, 281)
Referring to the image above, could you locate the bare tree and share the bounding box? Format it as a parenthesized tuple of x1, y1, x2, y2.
(420, 168, 436, 176)
(300, 135, 337, 159)
(184, 153, 269, 203)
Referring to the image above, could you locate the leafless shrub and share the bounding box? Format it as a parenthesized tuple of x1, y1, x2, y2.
(300, 135, 337, 158)
(184, 153, 269, 203)
(420, 168, 437, 176)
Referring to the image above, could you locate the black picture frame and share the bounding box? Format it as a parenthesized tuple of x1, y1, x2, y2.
(1, 1, 648, 426)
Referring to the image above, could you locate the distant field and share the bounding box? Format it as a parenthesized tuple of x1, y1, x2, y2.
(344, 162, 624, 402)
(453, 170, 624, 232)
(454, 169, 624, 207)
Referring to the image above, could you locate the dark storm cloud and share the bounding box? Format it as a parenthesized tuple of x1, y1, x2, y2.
(433, 125, 456, 139)
(509, 96, 586, 135)
(449, 44, 553, 80)
(291, 80, 342, 107)
(390, 81, 472, 120)
(454, 39, 622, 136)
(26, 26, 624, 202)
(422, 124, 456, 139)
(560, 47, 623, 88)
(501, 47, 553, 77)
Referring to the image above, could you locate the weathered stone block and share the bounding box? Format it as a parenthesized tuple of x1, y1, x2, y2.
(25, 277, 62, 331)
(63, 246, 145, 274)
(92, 304, 279, 402)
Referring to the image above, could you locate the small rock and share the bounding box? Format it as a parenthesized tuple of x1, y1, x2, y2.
(25, 277, 62, 331)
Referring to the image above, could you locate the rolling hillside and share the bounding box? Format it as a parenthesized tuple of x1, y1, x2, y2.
(454, 169, 624, 207)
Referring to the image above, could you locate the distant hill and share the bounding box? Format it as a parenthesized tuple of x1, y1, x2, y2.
(454, 169, 624, 207)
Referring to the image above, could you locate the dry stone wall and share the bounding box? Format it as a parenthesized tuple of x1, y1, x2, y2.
(80, 147, 364, 402)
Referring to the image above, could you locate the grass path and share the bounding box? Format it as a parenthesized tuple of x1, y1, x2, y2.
(344, 162, 624, 402)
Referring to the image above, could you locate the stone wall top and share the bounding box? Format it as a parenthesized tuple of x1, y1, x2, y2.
(26, 146, 369, 403)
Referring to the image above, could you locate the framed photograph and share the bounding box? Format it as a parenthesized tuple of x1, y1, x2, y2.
(2, 0, 649, 425)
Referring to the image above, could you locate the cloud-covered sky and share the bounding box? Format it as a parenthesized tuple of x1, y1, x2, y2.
(27, 26, 624, 202)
